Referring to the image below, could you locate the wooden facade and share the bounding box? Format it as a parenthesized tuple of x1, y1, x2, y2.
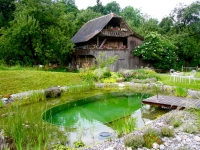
(71, 13, 149, 71)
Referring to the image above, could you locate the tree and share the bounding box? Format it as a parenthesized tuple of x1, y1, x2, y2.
(88, 0, 104, 14)
(170, 1, 200, 67)
(121, 6, 143, 28)
(0, 0, 15, 28)
(159, 17, 173, 34)
(133, 32, 177, 70)
(75, 9, 102, 31)
(103, 1, 121, 15)
(136, 18, 161, 36)
(0, 0, 75, 66)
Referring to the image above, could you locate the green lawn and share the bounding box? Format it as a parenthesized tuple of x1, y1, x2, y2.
(157, 72, 200, 91)
(0, 70, 82, 95)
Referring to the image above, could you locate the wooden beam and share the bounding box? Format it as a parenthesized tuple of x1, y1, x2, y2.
(97, 36, 99, 47)
(99, 38, 107, 48)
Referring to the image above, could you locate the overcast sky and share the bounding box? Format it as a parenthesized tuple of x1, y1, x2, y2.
(75, 0, 196, 21)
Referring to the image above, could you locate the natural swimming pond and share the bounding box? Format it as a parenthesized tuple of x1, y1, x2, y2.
(43, 92, 169, 145)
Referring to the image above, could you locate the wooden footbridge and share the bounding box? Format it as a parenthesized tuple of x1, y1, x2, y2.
(142, 95, 200, 109)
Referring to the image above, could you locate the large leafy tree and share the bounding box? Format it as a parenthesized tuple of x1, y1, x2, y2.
(121, 6, 144, 28)
(170, 1, 200, 67)
(75, 9, 102, 31)
(88, 0, 104, 14)
(133, 32, 177, 70)
(103, 1, 121, 15)
(0, 0, 15, 28)
(0, 0, 75, 66)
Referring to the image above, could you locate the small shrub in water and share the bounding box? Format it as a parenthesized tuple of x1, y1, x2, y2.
(73, 141, 85, 148)
(143, 128, 162, 148)
(161, 126, 174, 137)
(124, 134, 144, 149)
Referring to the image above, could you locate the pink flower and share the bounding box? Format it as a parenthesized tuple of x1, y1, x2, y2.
(1, 114, 7, 117)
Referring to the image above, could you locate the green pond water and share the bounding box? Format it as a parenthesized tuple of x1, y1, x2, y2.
(43, 92, 169, 145)
(44, 92, 147, 128)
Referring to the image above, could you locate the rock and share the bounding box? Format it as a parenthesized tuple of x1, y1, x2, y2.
(160, 144, 165, 150)
(45, 87, 61, 98)
(152, 142, 159, 149)
(176, 136, 182, 141)
(194, 136, 200, 142)
(126, 147, 132, 150)
(104, 147, 114, 150)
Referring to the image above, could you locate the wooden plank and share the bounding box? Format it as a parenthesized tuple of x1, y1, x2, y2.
(142, 95, 200, 109)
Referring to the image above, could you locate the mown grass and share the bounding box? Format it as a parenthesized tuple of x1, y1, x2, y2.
(0, 70, 82, 95)
(157, 73, 200, 91)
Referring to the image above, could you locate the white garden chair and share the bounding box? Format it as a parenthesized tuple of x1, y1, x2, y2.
(187, 70, 196, 83)
(179, 70, 196, 83)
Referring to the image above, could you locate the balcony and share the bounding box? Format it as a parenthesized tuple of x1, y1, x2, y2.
(100, 29, 131, 37)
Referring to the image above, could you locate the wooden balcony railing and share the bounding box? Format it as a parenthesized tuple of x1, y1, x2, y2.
(100, 29, 131, 37)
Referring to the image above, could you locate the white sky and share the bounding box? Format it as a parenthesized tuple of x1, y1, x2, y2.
(75, 0, 196, 21)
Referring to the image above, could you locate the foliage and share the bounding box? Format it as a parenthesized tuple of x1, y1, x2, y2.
(136, 18, 161, 37)
(165, 111, 183, 127)
(0, 0, 75, 66)
(174, 86, 188, 97)
(87, 0, 104, 14)
(3, 106, 55, 149)
(133, 32, 177, 70)
(51, 144, 73, 150)
(119, 68, 158, 82)
(73, 141, 85, 148)
(160, 126, 174, 137)
(0, 0, 15, 28)
(79, 70, 96, 82)
(93, 67, 111, 81)
(75, 9, 101, 31)
(0, 100, 3, 107)
(183, 123, 198, 134)
(103, 1, 121, 15)
(124, 134, 144, 149)
(121, 6, 144, 28)
(96, 52, 118, 68)
(110, 117, 137, 137)
(170, 1, 200, 67)
(103, 78, 116, 83)
(143, 128, 162, 148)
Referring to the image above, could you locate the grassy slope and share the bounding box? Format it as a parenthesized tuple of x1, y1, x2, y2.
(0, 70, 82, 95)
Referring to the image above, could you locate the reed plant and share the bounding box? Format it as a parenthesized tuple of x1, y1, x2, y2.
(109, 117, 137, 137)
(1, 102, 68, 149)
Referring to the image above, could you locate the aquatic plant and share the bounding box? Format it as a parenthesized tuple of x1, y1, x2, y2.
(110, 117, 137, 137)
(73, 140, 85, 148)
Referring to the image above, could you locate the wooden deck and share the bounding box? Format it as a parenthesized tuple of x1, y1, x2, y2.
(142, 95, 200, 109)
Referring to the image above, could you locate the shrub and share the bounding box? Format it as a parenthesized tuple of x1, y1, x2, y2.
(169, 117, 182, 127)
(183, 123, 198, 134)
(143, 128, 162, 148)
(161, 126, 174, 137)
(174, 86, 188, 97)
(93, 67, 111, 80)
(124, 134, 144, 149)
(164, 111, 183, 127)
(73, 141, 85, 148)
